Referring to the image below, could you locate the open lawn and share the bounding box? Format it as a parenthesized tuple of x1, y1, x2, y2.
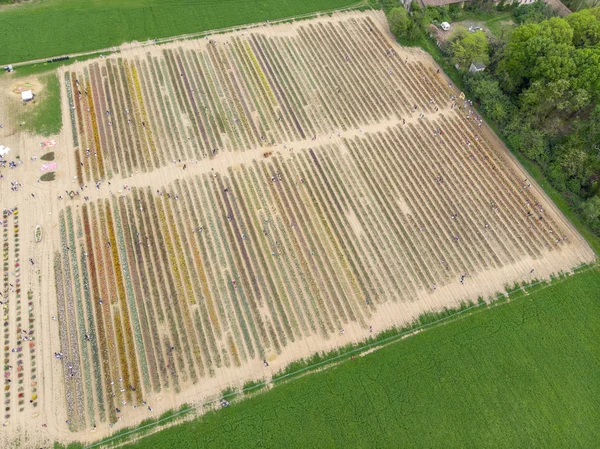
(0, 0, 359, 65)
(101, 266, 600, 449)
(19, 73, 62, 136)
(458, 11, 516, 38)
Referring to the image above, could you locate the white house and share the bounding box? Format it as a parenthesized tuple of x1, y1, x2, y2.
(469, 62, 486, 74)
(21, 90, 33, 102)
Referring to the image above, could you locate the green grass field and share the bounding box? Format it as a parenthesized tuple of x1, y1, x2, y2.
(0, 0, 358, 64)
(70, 266, 599, 449)
(19, 72, 61, 136)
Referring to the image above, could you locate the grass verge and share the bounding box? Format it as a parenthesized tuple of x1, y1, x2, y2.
(4, 52, 115, 78)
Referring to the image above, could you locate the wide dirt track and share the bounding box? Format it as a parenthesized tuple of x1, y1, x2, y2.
(0, 10, 595, 448)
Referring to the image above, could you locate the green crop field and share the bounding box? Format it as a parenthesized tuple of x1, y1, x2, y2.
(0, 0, 359, 65)
(74, 266, 599, 449)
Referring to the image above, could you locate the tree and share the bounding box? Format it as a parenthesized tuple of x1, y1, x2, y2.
(500, 17, 578, 92)
(529, 42, 576, 83)
(518, 79, 590, 135)
(558, 146, 593, 192)
(505, 118, 549, 162)
(388, 7, 410, 39)
(407, 2, 428, 41)
(447, 28, 489, 69)
(497, 23, 539, 91)
(464, 72, 512, 124)
(580, 196, 600, 234)
(566, 9, 600, 47)
(572, 48, 600, 99)
(513, 1, 556, 24)
(538, 17, 574, 45)
(381, 0, 401, 13)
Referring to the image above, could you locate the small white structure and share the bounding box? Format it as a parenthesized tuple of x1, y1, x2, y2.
(440, 22, 451, 31)
(469, 62, 486, 74)
(0, 145, 11, 156)
(21, 90, 33, 102)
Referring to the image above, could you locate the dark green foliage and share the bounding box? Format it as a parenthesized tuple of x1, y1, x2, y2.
(53, 443, 83, 449)
(11, 52, 114, 77)
(464, 72, 513, 124)
(103, 268, 600, 449)
(387, 2, 429, 43)
(40, 172, 56, 182)
(446, 27, 490, 69)
(453, 3, 468, 15)
(424, 5, 450, 23)
(504, 118, 550, 162)
(466, 0, 499, 14)
(158, 410, 177, 422)
(566, 9, 600, 46)
(388, 7, 411, 38)
(220, 387, 237, 399)
(380, 0, 402, 13)
(158, 405, 191, 422)
(580, 196, 600, 234)
(138, 418, 158, 427)
(513, 1, 556, 24)
(243, 379, 267, 393)
(41, 152, 55, 161)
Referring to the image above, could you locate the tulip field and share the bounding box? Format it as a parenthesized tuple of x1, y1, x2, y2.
(51, 11, 594, 433)
(2, 206, 38, 427)
(64, 11, 459, 182)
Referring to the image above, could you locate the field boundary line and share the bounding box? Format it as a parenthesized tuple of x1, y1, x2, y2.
(81, 262, 598, 449)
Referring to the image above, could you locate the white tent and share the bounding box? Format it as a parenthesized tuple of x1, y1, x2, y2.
(21, 90, 33, 101)
(0, 145, 10, 156)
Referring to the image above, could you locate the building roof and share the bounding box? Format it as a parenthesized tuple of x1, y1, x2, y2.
(21, 90, 33, 101)
(471, 62, 486, 70)
(419, 0, 465, 7)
